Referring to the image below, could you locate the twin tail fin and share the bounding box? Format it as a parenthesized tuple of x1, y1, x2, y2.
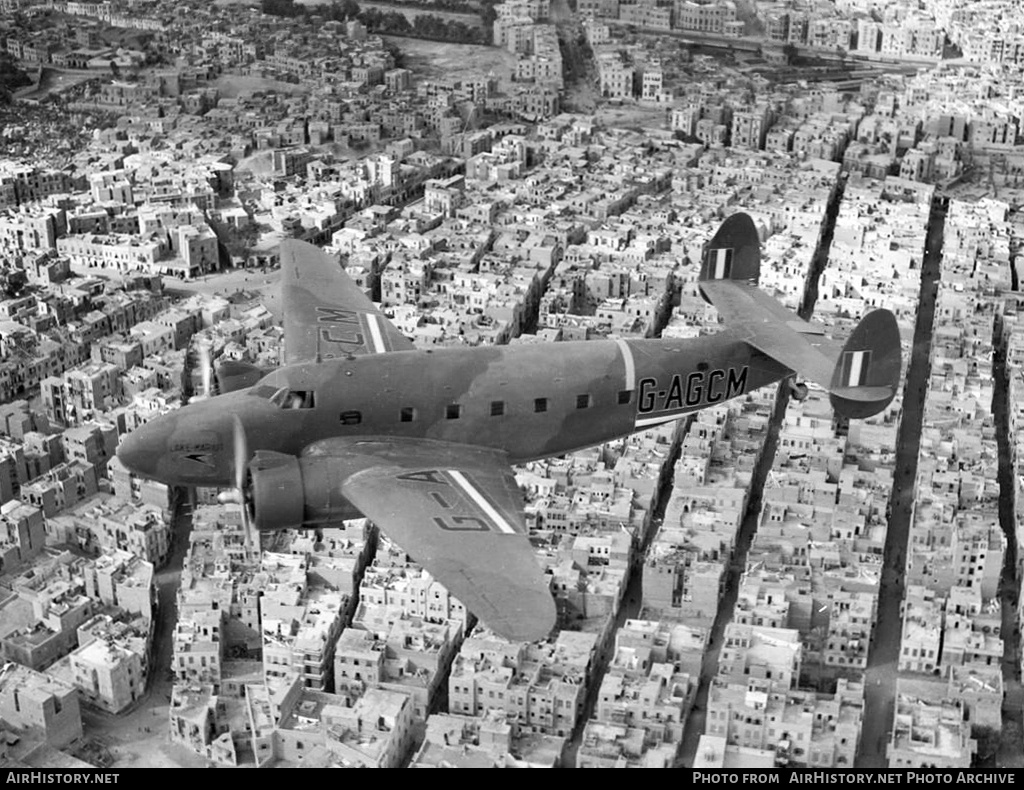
(829, 309, 902, 419)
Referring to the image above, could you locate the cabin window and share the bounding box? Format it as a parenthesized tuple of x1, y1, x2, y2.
(400, 407, 416, 422)
(490, 401, 505, 417)
(534, 397, 548, 413)
(446, 404, 462, 420)
(340, 411, 362, 426)
(576, 394, 592, 409)
(618, 390, 633, 405)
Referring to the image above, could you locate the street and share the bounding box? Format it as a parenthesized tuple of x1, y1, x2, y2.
(76, 493, 201, 766)
(855, 196, 945, 768)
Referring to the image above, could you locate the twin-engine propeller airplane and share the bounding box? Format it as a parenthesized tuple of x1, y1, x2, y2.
(117, 213, 902, 642)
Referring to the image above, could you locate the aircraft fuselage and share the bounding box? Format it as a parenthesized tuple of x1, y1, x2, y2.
(118, 331, 791, 493)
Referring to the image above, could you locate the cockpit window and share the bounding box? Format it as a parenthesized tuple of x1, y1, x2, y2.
(250, 385, 279, 399)
(269, 388, 316, 409)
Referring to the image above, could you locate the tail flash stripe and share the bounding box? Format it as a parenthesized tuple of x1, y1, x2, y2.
(635, 413, 682, 429)
(843, 350, 870, 387)
(711, 248, 732, 279)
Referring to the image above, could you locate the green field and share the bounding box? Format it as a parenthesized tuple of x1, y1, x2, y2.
(386, 36, 516, 83)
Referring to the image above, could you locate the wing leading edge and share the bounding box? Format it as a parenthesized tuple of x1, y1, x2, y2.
(279, 240, 414, 364)
(304, 437, 557, 643)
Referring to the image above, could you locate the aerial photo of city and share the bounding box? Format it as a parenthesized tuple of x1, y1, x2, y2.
(0, 0, 1023, 772)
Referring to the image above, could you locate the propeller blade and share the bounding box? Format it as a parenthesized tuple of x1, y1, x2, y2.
(240, 498, 255, 555)
(232, 414, 248, 493)
(231, 414, 255, 554)
(199, 340, 213, 398)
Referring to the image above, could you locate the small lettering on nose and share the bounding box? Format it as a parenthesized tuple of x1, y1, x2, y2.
(171, 441, 222, 453)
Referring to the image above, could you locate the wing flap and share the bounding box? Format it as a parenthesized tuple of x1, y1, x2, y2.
(307, 438, 556, 642)
(279, 240, 414, 364)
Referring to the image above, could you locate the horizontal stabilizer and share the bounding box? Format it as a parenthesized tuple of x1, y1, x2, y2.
(829, 309, 902, 419)
(829, 385, 897, 402)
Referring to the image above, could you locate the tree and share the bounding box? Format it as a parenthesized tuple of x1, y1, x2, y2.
(209, 217, 259, 266)
(971, 726, 998, 767)
(326, 0, 361, 21)
(0, 53, 31, 96)
(359, 7, 383, 29)
(383, 10, 411, 34)
(261, 0, 305, 17)
(1, 269, 27, 298)
(480, 1, 497, 41)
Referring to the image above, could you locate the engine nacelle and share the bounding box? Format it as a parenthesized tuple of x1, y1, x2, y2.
(247, 451, 361, 531)
(248, 451, 305, 530)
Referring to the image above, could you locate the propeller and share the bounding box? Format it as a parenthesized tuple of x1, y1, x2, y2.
(217, 414, 255, 555)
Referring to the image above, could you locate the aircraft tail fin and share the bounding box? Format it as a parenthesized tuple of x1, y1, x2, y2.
(699, 212, 761, 292)
(828, 309, 902, 419)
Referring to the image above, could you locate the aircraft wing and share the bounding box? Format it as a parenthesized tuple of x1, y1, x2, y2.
(279, 240, 414, 364)
(701, 279, 841, 389)
(306, 437, 556, 642)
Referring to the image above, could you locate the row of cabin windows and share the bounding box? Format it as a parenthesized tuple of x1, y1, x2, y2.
(339, 390, 634, 425)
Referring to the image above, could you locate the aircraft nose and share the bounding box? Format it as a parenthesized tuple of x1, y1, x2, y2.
(116, 417, 174, 480)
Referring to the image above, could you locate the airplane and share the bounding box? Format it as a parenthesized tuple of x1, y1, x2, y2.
(116, 213, 902, 642)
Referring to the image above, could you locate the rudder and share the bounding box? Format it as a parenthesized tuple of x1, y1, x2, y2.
(829, 309, 902, 419)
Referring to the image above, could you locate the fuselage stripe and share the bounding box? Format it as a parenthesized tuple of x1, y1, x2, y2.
(366, 313, 386, 354)
(635, 412, 685, 428)
(615, 338, 635, 392)
(447, 470, 516, 534)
